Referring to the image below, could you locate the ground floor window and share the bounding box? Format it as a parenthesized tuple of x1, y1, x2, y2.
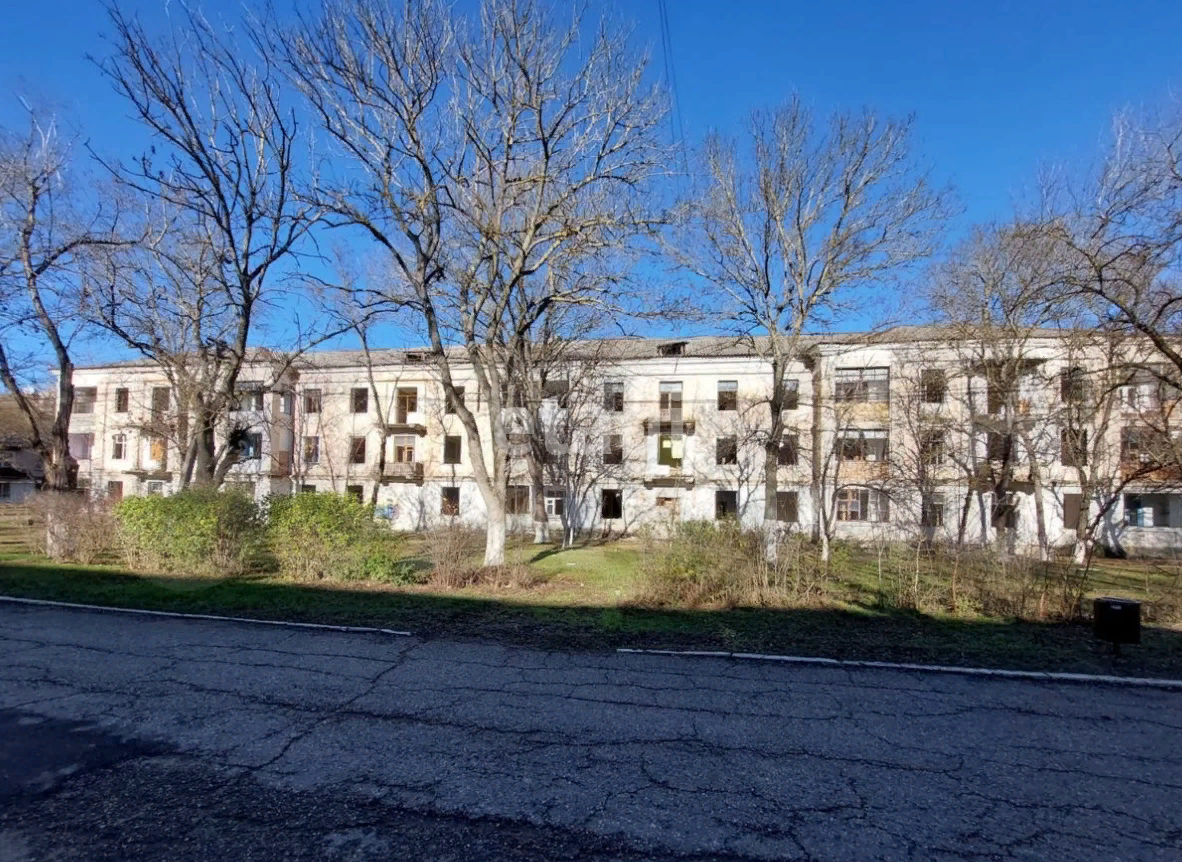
(0, 482, 9, 500)
(920, 493, 945, 528)
(601, 489, 623, 520)
(1063, 493, 1083, 530)
(346, 484, 364, 502)
(656, 495, 680, 518)
(1125, 493, 1173, 528)
(836, 487, 889, 522)
(441, 486, 460, 516)
(545, 488, 564, 517)
(776, 491, 798, 523)
(300, 484, 316, 493)
(145, 481, 165, 496)
(715, 489, 738, 520)
(506, 485, 530, 515)
(106, 481, 123, 502)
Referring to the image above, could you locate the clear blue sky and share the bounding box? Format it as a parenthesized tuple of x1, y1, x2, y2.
(3, 0, 1180, 357)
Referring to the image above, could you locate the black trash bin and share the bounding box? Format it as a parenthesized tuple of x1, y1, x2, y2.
(1093, 597, 1141, 646)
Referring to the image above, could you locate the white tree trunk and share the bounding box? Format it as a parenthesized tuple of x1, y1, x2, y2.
(484, 505, 507, 567)
(534, 522, 548, 544)
(763, 518, 779, 565)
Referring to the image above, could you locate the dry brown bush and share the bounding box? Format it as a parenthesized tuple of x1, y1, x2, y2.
(425, 524, 486, 588)
(25, 492, 121, 564)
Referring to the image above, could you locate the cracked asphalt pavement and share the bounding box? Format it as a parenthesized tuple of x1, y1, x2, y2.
(1, 603, 1180, 861)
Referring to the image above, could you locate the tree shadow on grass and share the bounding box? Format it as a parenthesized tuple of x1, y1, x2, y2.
(1, 557, 1180, 680)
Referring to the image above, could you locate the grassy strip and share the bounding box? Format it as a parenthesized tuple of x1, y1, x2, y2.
(2, 554, 1180, 679)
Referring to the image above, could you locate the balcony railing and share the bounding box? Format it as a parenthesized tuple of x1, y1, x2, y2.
(382, 461, 424, 482)
(642, 417, 696, 435)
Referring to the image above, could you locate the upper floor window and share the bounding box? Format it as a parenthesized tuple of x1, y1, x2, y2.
(603, 381, 624, 412)
(1060, 366, 1088, 404)
(782, 380, 800, 411)
(658, 341, 686, 357)
(777, 434, 799, 466)
(303, 389, 322, 414)
(602, 434, 623, 465)
(281, 391, 294, 415)
(715, 435, 738, 465)
(114, 388, 129, 413)
(151, 387, 170, 419)
(351, 387, 369, 414)
(74, 387, 97, 414)
(717, 381, 738, 411)
(111, 433, 127, 461)
(393, 435, 416, 463)
(837, 429, 888, 462)
(236, 385, 264, 412)
(303, 436, 320, 464)
(396, 387, 418, 421)
(919, 429, 945, 466)
(350, 436, 367, 464)
(920, 369, 946, 404)
(834, 367, 889, 404)
(659, 382, 682, 420)
(1061, 428, 1088, 467)
(658, 433, 683, 468)
(68, 432, 94, 460)
(237, 432, 263, 461)
(443, 435, 462, 465)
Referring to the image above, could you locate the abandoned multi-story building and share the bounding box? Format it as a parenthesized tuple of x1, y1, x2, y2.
(63, 325, 1182, 556)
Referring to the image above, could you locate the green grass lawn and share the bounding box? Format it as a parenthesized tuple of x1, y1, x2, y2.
(1, 542, 1180, 679)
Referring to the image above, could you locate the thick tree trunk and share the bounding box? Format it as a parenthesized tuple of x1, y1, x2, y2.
(1028, 457, 1049, 562)
(763, 432, 781, 565)
(530, 452, 547, 544)
(484, 503, 507, 567)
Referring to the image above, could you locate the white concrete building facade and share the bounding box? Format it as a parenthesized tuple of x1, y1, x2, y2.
(65, 327, 1182, 557)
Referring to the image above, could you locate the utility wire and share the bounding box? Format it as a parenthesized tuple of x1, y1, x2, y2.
(657, 0, 690, 178)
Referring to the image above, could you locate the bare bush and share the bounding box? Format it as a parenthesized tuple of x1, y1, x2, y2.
(25, 492, 120, 564)
(425, 524, 486, 588)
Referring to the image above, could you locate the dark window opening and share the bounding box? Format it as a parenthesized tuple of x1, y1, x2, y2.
(715, 490, 739, 519)
(716, 436, 738, 465)
(443, 435, 462, 464)
(603, 434, 623, 465)
(776, 491, 798, 523)
(351, 388, 369, 414)
(441, 486, 460, 516)
(350, 436, 367, 464)
(601, 489, 623, 520)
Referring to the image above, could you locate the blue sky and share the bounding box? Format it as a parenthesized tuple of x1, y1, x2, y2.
(2, 0, 1180, 357)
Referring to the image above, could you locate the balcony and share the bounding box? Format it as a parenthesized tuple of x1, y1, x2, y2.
(382, 461, 424, 483)
(643, 465, 695, 487)
(388, 420, 427, 435)
(642, 417, 696, 435)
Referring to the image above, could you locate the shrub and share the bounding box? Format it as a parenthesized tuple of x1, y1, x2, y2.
(116, 488, 265, 576)
(26, 491, 120, 564)
(424, 523, 486, 588)
(268, 492, 414, 583)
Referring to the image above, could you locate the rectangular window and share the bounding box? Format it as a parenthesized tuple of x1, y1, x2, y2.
(658, 434, 683, 468)
(716, 436, 738, 465)
(281, 391, 294, 415)
(443, 435, 462, 465)
(303, 389, 322, 414)
(106, 480, 123, 502)
(836, 488, 889, 522)
(68, 433, 94, 461)
(346, 484, 364, 502)
(920, 429, 945, 466)
(921, 493, 945, 528)
(238, 432, 263, 460)
(776, 491, 798, 523)
(603, 381, 624, 412)
(350, 436, 367, 464)
(777, 434, 798, 466)
(921, 369, 946, 404)
(300, 484, 317, 494)
(0, 482, 10, 500)
(236, 385, 264, 412)
(1063, 493, 1083, 530)
(715, 490, 739, 520)
(717, 380, 737, 411)
(783, 380, 799, 411)
(506, 485, 530, 515)
(303, 436, 320, 465)
(74, 387, 97, 414)
(151, 387, 170, 419)
(149, 437, 167, 464)
(393, 435, 416, 463)
(543, 380, 570, 408)
(351, 387, 369, 414)
(1061, 428, 1088, 467)
(1124, 493, 1172, 528)
(441, 486, 460, 516)
(603, 434, 623, 465)
(445, 386, 465, 414)
(145, 480, 165, 496)
(1060, 367, 1087, 404)
(545, 488, 564, 517)
(986, 432, 1013, 463)
(114, 388, 129, 413)
(834, 368, 889, 404)
(601, 489, 623, 520)
(659, 381, 683, 421)
(837, 429, 888, 462)
(111, 433, 126, 461)
(396, 387, 418, 422)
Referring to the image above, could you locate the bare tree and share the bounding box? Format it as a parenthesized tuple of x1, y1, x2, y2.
(88, 3, 324, 488)
(671, 98, 948, 561)
(0, 106, 127, 491)
(271, 0, 666, 564)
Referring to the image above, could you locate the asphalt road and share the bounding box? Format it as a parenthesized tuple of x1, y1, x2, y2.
(0, 603, 1179, 861)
